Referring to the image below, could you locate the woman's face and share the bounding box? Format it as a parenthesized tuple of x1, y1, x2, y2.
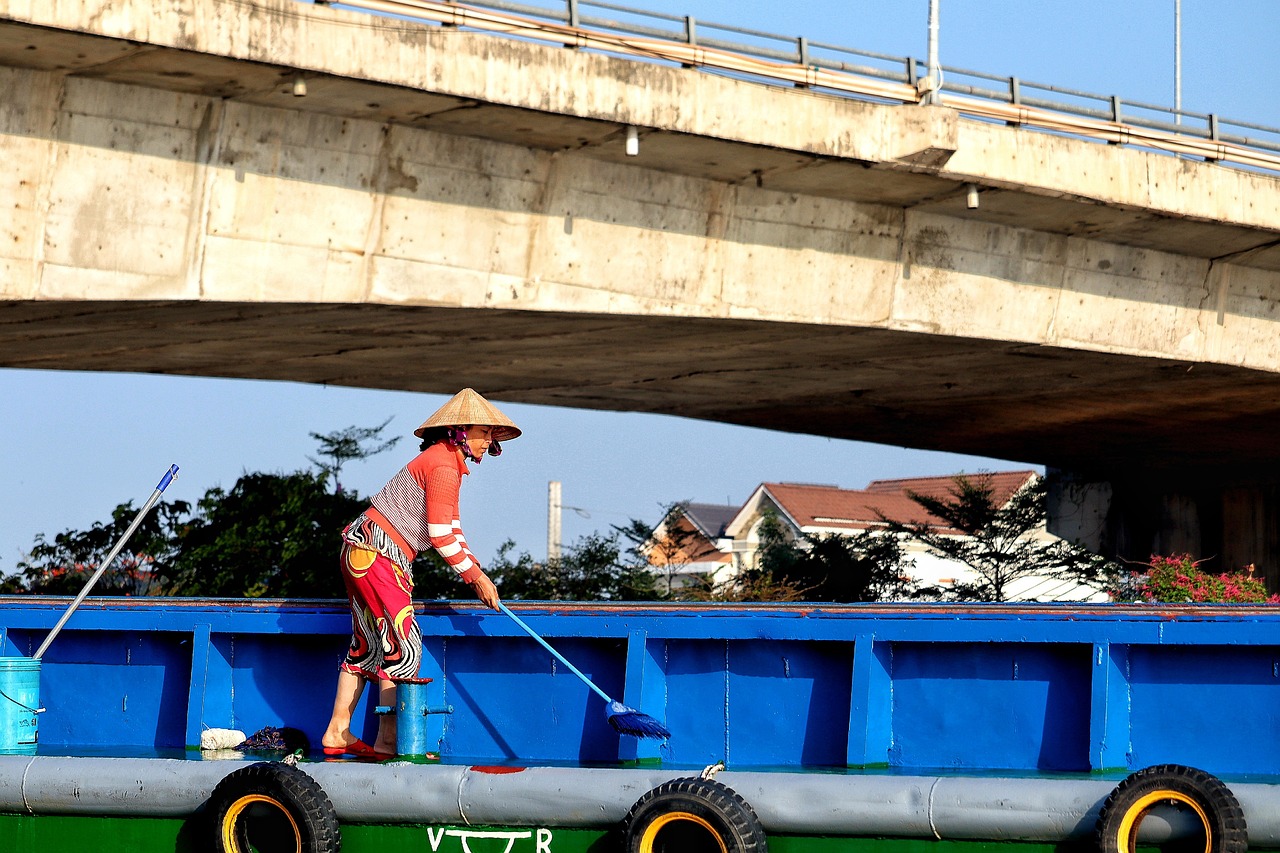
(462, 424, 493, 459)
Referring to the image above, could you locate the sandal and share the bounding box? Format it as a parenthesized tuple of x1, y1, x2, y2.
(321, 738, 380, 758)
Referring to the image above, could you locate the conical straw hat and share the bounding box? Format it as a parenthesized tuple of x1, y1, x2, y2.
(414, 388, 521, 442)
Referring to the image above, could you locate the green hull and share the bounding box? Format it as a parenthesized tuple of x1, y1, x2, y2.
(0, 814, 1098, 853)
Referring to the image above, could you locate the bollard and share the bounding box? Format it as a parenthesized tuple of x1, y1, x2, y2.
(394, 677, 452, 757)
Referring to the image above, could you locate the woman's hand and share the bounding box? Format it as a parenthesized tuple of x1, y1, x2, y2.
(469, 571, 501, 611)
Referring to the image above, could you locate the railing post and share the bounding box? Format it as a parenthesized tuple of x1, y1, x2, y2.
(567, 0, 578, 28)
(795, 37, 811, 89)
(680, 16, 697, 69)
(1007, 77, 1021, 126)
(1109, 96, 1123, 144)
(1207, 114, 1222, 161)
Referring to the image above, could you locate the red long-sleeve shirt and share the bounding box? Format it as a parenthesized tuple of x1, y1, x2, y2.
(364, 442, 481, 582)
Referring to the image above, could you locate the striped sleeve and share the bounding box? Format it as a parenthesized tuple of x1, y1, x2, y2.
(453, 520, 480, 569)
(425, 465, 482, 583)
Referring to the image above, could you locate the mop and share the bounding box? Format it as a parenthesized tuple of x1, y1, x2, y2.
(33, 465, 179, 659)
(497, 602, 670, 740)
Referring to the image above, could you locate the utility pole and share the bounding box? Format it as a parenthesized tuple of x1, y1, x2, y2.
(547, 480, 562, 563)
(1174, 0, 1182, 124)
(922, 0, 941, 105)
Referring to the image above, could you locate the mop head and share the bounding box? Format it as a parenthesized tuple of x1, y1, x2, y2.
(607, 700, 670, 740)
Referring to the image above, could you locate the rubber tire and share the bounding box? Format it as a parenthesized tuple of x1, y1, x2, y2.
(207, 761, 341, 853)
(1095, 764, 1247, 853)
(621, 777, 768, 853)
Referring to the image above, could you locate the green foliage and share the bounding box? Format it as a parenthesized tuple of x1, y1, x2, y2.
(10, 424, 406, 598)
(489, 534, 664, 601)
(1113, 554, 1279, 604)
(753, 510, 920, 602)
(612, 502, 697, 597)
(17, 500, 191, 596)
(156, 471, 364, 598)
(614, 504, 918, 603)
(882, 473, 1120, 602)
(706, 510, 813, 602)
(612, 503, 806, 602)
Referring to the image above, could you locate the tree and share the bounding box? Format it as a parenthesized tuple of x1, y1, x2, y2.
(488, 533, 663, 601)
(765, 527, 918, 603)
(11, 424, 410, 598)
(632, 510, 810, 603)
(721, 509, 921, 603)
(17, 499, 191, 596)
(880, 473, 1120, 602)
(156, 471, 365, 598)
(308, 418, 401, 493)
(613, 502, 707, 596)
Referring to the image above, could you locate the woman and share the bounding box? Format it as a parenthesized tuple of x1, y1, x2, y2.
(321, 388, 520, 759)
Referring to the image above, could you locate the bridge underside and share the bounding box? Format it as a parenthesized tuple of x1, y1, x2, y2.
(15, 301, 1280, 577)
(6, 299, 1278, 478)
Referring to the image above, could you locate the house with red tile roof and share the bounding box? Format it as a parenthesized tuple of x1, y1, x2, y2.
(666, 470, 1106, 602)
(645, 502, 739, 593)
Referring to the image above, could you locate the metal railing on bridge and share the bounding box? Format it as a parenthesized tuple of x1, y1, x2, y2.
(312, 0, 1280, 174)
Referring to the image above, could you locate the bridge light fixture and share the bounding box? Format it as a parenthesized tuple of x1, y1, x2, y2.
(291, 72, 308, 97)
(966, 183, 980, 209)
(625, 126, 639, 156)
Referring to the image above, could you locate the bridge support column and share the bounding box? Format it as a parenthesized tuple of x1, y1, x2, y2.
(1047, 468, 1280, 590)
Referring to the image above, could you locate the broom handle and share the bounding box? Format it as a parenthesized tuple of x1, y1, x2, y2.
(496, 602, 614, 704)
(33, 465, 179, 661)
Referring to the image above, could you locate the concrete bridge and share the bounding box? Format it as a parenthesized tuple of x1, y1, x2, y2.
(5, 0, 1280, 579)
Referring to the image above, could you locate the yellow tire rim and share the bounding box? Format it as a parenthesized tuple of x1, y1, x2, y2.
(221, 793, 302, 853)
(1115, 790, 1213, 853)
(640, 810, 728, 853)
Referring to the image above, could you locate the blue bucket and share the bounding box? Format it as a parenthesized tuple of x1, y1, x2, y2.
(0, 657, 41, 755)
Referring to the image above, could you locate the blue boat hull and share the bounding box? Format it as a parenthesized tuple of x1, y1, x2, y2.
(2, 599, 1279, 851)
(3, 598, 1278, 775)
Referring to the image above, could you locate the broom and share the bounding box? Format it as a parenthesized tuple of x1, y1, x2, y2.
(496, 602, 670, 740)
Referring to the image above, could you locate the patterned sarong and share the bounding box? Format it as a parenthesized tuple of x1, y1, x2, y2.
(338, 514, 421, 682)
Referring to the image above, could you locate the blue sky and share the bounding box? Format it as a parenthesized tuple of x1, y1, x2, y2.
(3, 0, 1277, 576)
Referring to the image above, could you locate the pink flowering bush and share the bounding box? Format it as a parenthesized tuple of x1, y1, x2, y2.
(1114, 554, 1279, 604)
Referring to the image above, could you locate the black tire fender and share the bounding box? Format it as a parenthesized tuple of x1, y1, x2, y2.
(207, 761, 341, 853)
(1095, 764, 1247, 853)
(621, 777, 767, 853)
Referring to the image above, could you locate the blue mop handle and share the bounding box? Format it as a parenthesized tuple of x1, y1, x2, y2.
(497, 602, 614, 705)
(155, 464, 179, 493)
(33, 465, 180, 660)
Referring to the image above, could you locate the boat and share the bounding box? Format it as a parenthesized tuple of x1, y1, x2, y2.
(1, 597, 1275, 851)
